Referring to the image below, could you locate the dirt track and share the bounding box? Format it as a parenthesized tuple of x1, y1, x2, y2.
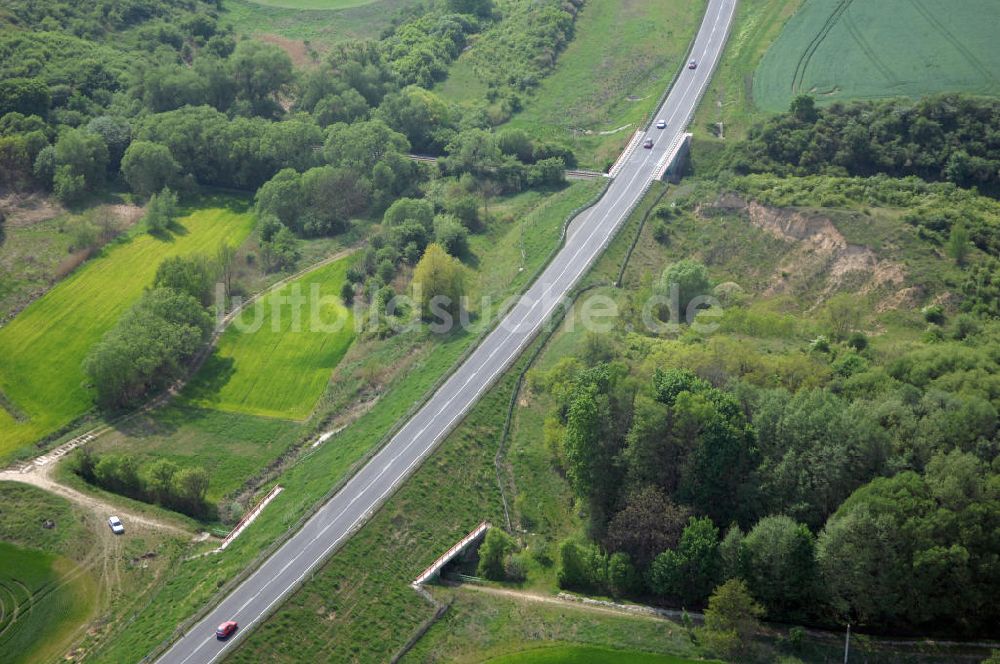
(0, 464, 191, 537)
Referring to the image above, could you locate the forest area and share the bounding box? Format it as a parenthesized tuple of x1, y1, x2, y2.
(494, 95, 1000, 658)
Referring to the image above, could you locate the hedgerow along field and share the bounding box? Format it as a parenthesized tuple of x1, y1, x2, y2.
(0, 204, 255, 461)
(0, 541, 98, 664)
(754, 0, 1000, 111)
(183, 255, 356, 420)
(85, 405, 302, 504)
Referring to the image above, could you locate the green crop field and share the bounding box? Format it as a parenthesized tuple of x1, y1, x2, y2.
(184, 255, 355, 420)
(754, 0, 1000, 111)
(462, 0, 706, 170)
(0, 205, 255, 460)
(0, 541, 98, 664)
(483, 645, 705, 664)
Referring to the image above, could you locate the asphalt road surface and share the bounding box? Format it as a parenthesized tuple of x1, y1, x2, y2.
(154, 1, 737, 661)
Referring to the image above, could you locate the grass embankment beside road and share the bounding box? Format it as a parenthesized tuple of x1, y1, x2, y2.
(754, 0, 1000, 111)
(184, 254, 356, 420)
(439, 0, 705, 170)
(0, 203, 255, 460)
(422, 605, 704, 664)
(688, 0, 801, 172)
(83, 181, 601, 664)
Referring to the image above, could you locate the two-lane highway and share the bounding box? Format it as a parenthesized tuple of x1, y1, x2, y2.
(155, 1, 737, 661)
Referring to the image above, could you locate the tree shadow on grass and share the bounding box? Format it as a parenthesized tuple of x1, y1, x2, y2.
(181, 354, 237, 405)
(145, 221, 189, 243)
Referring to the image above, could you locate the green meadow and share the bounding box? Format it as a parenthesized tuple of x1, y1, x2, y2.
(483, 645, 706, 664)
(754, 0, 1000, 110)
(0, 541, 98, 664)
(0, 205, 255, 459)
(242, 0, 378, 8)
(184, 255, 355, 420)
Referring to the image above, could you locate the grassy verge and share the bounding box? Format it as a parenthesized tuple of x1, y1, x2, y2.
(688, 0, 802, 172)
(408, 589, 704, 663)
(499, 0, 705, 170)
(0, 201, 256, 459)
(184, 254, 356, 420)
(83, 406, 302, 505)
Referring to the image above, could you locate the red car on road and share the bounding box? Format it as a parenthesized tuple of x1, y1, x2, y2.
(643, 138, 654, 149)
(216, 621, 238, 639)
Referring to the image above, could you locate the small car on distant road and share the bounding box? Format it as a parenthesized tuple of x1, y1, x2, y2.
(216, 621, 238, 639)
(107, 515, 124, 534)
(688, 59, 698, 69)
(643, 138, 654, 149)
(656, 119, 667, 129)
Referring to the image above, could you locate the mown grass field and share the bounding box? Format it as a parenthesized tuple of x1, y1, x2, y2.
(754, 0, 1000, 111)
(184, 255, 355, 420)
(488, 0, 705, 170)
(0, 540, 97, 664)
(0, 204, 255, 460)
(482, 644, 705, 664)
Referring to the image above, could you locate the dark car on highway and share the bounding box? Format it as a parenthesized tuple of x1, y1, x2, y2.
(643, 138, 654, 149)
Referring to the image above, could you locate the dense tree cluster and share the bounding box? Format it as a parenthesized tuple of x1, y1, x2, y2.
(538, 322, 1000, 636)
(468, 0, 582, 111)
(83, 287, 212, 409)
(731, 94, 1000, 195)
(70, 448, 211, 519)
